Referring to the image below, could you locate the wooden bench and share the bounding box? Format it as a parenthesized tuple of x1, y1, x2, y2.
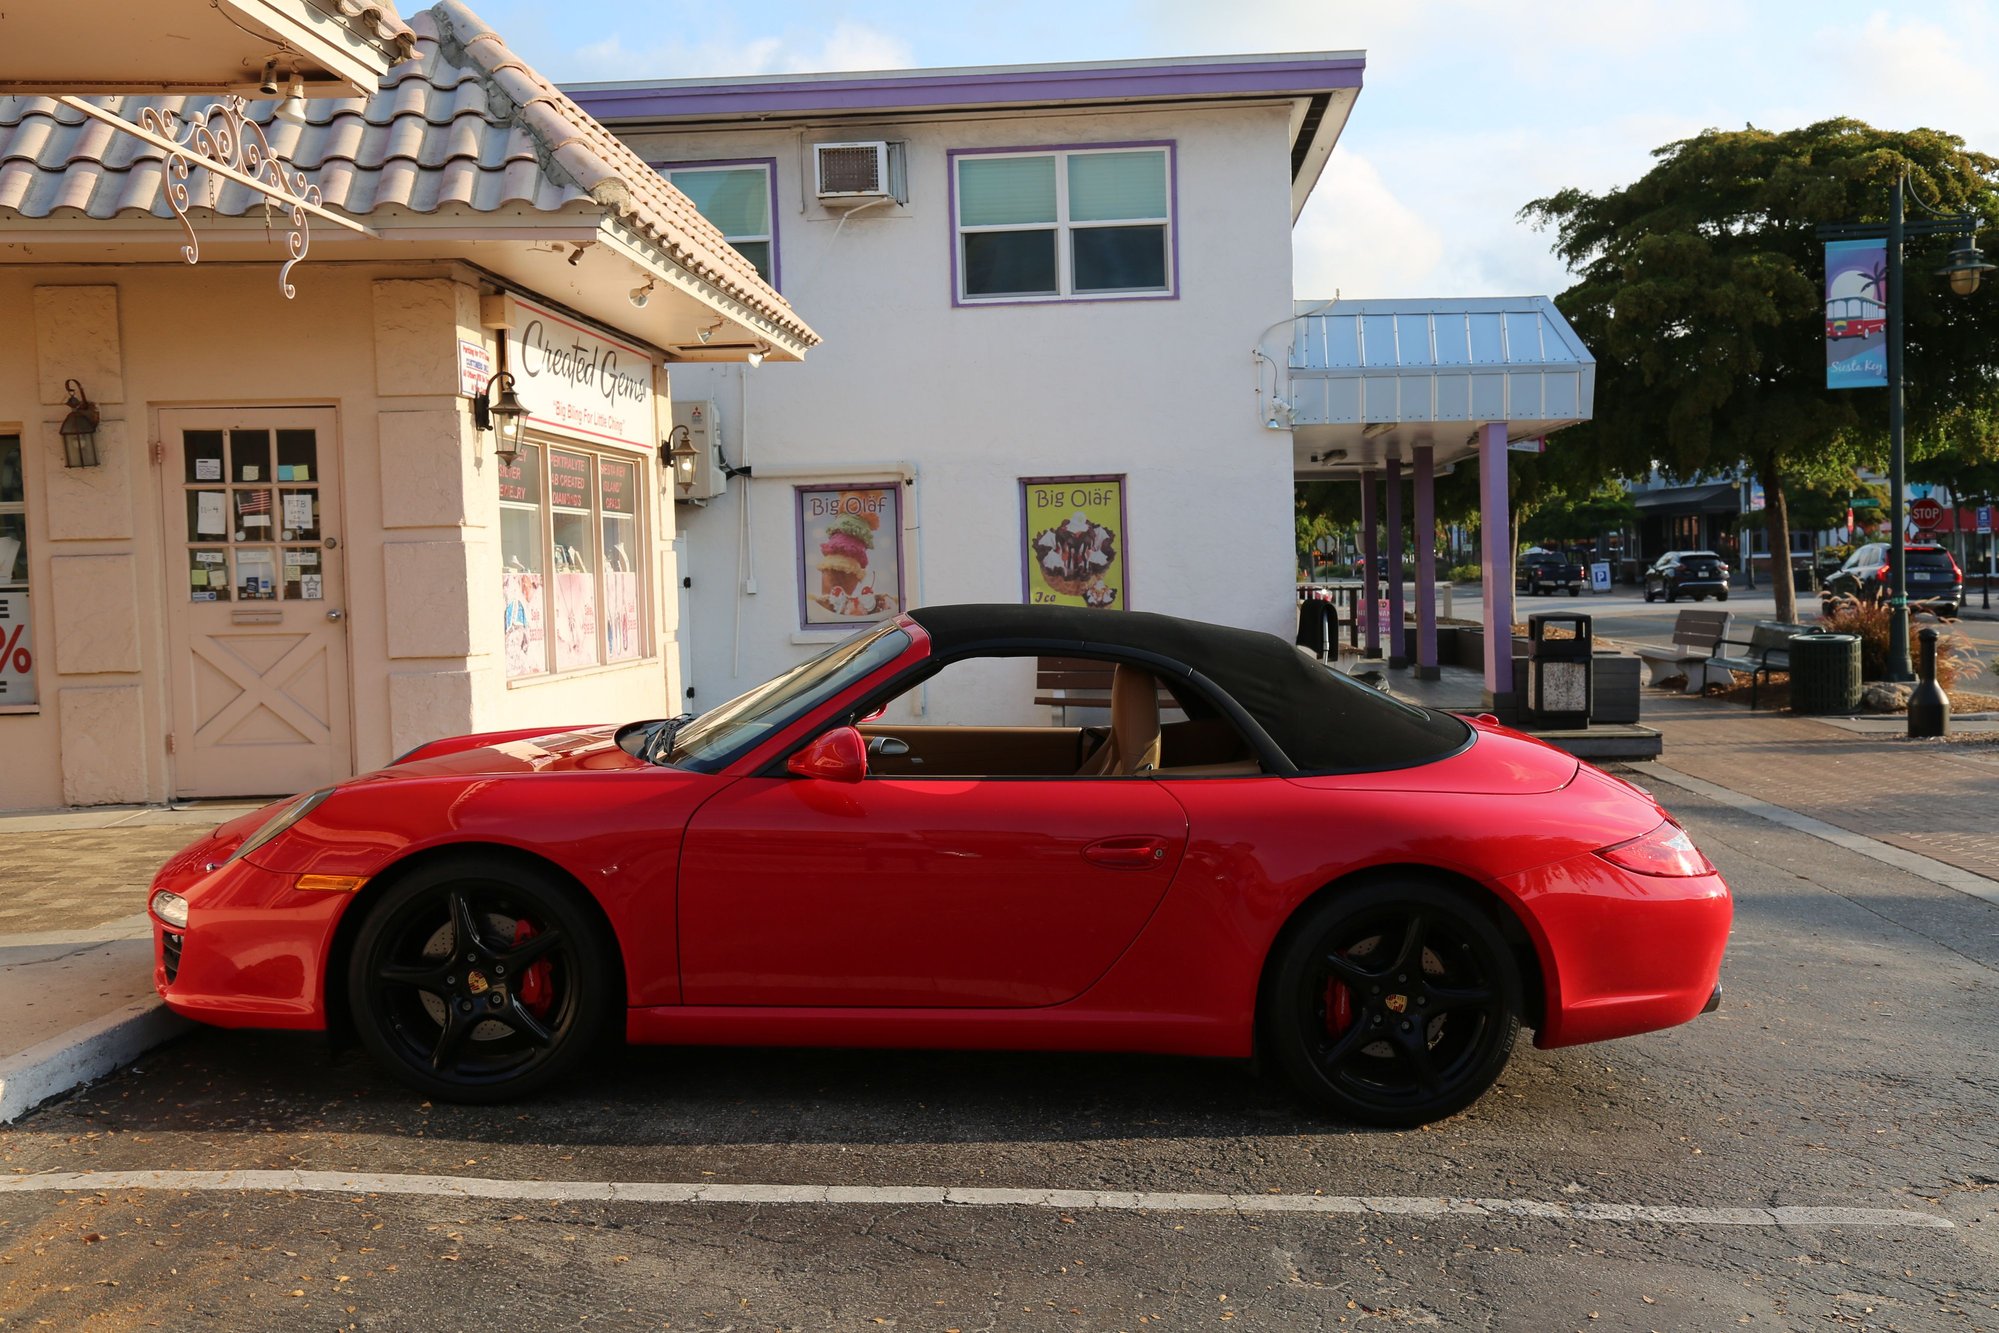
(1035, 657, 1184, 721)
(1705, 620, 1812, 708)
(1628, 609, 1732, 694)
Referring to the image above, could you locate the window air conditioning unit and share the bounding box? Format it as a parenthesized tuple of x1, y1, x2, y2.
(813, 140, 907, 205)
(672, 399, 725, 502)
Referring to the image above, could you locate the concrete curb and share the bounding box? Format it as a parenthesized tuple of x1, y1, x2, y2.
(0, 999, 190, 1123)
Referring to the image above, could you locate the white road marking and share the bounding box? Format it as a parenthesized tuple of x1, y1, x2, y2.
(1642, 764, 1999, 908)
(0, 1170, 1952, 1228)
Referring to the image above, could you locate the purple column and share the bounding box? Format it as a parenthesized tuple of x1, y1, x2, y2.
(1360, 470, 1380, 659)
(1385, 456, 1407, 668)
(1413, 444, 1439, 681)
(1478, 422, 1516, 715)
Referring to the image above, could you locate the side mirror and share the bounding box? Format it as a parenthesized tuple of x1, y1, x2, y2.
(786, 726, 867, 784)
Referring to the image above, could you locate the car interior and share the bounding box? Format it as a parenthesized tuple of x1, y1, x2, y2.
(855, 660, 1266, 779)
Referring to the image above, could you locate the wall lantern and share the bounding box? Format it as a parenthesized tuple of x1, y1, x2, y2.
(474, 371, 529, 465)
(661, 424, 698, 496)
(1938, 235, 1996, 296)
(58, 379, 101, 469)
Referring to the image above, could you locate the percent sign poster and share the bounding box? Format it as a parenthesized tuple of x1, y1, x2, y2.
(0, 591, 35, 705)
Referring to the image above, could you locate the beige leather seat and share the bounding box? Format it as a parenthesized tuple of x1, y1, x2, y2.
(1077, 665, 1163, 776)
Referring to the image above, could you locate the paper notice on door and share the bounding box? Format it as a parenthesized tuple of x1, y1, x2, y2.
(194, 551, 225, 565)
(190, 568, 208, 587)
(283, 495, 313, 531)
(287, 549, 319, 567)
(196, 492, 226, 535)
(300, 575, 323, 600)
(237, 548, 276, 599)
(194, 458, 222, 481)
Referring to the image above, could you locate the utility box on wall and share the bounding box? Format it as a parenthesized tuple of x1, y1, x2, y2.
(672, 399, 725, 502)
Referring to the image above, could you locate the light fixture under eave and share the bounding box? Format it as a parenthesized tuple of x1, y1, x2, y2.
(629, 278, 656, 309)
(59, 379, 100, 469)
(275, 73, 308, 126)
(745, 343, 767, 369)
(473, 372, 529, 464)
(1361, 422, 1397, 438)
(661, 424, 698, 496)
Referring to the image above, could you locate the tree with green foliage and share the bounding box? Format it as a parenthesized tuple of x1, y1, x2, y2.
(1523, 120, 1999, 622)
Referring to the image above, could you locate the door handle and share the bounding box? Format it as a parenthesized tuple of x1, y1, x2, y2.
(326, 609, 344, 622)
(1082, 836, 1170, 870)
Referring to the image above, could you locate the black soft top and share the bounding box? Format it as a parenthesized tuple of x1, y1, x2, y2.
(906, 604, 1470, 774)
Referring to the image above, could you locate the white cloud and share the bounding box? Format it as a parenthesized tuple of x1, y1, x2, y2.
(1292, 150, 1443, 297)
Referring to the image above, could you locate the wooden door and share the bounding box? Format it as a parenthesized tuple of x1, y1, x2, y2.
(159, 409, 350, 798)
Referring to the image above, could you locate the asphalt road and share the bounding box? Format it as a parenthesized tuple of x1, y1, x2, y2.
(1, 777, 1996, 1331)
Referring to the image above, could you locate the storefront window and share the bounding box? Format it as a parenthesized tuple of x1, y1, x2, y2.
(500, 444, 546, 679)
(0, 434, 34, 706)
(599, 457, 641, 662)
(499, 441, 648, 679)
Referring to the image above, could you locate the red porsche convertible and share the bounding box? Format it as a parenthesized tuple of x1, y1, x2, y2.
(147, 605, 1730, 1126)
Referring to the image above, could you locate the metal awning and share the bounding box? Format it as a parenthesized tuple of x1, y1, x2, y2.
(1285, 296, 1595, 478)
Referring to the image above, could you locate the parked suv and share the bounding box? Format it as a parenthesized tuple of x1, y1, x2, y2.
(1643, 550, 1729, 603)
(1822, 543, 1963, 617)
(1516, 550, 1584, 596)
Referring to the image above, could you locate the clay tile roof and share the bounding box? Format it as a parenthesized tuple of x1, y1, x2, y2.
(331, 0, 420, 64)
(0, 1, 817, 348)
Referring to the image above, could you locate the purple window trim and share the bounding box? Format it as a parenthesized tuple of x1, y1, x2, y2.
(567, 58, 1365, 125)
(1018, 473, 1132, 611)
(793, 481, 908, 633)
(650, 156, 782, 293)
(948, 140, 1179, 310)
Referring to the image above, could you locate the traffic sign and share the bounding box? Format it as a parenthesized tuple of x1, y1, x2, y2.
(1909, 496, 1945, 532)
(1978, 505, 1992, 536)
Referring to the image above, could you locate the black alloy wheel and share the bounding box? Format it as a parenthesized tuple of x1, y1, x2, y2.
(1266, 881, 1521, 1126)
(348, 855, 613, 1102)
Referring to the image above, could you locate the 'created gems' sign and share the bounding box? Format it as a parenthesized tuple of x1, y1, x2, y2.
(510, 295, 656, 453)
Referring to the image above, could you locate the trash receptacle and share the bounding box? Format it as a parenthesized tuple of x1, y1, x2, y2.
(1526, 612, 1593, 728)
(1789, 632, 1861, 714)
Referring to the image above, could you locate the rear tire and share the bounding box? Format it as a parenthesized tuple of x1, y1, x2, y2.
(1264, 880, 1522, 1126)
(347, 854, 616, 1104)
(1717, 591, 1729, 602)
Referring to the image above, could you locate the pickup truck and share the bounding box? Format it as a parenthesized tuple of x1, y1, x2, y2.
(1516, 551, 1584, 596)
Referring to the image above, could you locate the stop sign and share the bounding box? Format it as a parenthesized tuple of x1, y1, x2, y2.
(1910, 496, 1946, 531)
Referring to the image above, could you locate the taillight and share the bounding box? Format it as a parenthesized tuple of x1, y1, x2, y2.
(1877, 563, 1891, 581)
(1596, 820, 1715, 877)
(1949, 555, 1962, 579)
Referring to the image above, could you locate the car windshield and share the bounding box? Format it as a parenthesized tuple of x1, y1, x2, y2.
(1908, 548, 1954, 567)
(665, 622, 911, 771)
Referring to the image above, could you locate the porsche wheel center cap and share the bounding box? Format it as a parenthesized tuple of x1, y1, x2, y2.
(466, 971, 490, 995)
(1384, 994, 1408, 1014)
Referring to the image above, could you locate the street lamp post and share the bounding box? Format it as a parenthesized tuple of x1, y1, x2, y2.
(1818, 172, 1992, 682)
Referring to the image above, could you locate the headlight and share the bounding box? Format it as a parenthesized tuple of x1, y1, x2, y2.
(226, 788, 334, 864)
(150, 890, 189, 929)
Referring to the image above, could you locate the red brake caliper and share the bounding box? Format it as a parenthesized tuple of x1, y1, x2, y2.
(1324, 965, 1354, 1037)
(511, 919, 554, 1018)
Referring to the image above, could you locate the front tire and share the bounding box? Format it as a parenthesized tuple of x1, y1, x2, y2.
(1264, 881, 1522, 1126)
(347, 854, 615, 1103)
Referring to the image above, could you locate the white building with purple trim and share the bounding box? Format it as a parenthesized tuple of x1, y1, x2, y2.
(569, 55, 1366, 720)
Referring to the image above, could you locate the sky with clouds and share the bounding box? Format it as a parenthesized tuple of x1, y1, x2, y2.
(472, 0, 1999, 301)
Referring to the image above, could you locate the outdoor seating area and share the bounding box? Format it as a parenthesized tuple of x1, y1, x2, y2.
(1629, 609, 1733, 692)
(1706, 620, 1814, 708)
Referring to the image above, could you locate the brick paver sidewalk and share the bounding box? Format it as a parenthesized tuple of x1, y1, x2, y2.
(0, 808, 257, 937)
(1646, 694, 1999, 883)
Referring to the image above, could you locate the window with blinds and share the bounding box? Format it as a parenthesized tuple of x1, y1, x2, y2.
(955, 145, 1174, 303)
(664, 163, 778, 287)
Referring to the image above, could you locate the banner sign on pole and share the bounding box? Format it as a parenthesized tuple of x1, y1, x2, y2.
(1825, 239, 1888, 389)
(1977, 505, 1992, 536)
